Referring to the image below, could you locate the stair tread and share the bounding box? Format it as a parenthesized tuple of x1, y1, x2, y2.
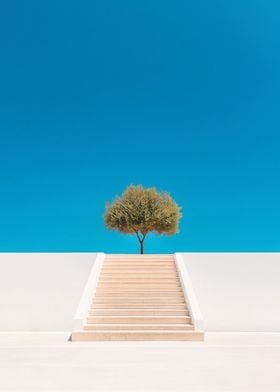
(89, 308, 188, 311)
(84, 323, 193, 327)
(76, 330, 198, 333)
(88, 315, 190, 319)
(72, 331, 203, 340)
(92, 306, 187, 308)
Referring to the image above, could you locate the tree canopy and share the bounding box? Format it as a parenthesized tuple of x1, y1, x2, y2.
(104, 185, 182, 253)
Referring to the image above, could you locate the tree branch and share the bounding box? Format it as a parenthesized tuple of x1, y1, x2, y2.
(134, 229, 142, 243)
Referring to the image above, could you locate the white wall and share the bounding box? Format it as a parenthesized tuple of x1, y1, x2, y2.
(0, 253, 96, 331)
(182, 253, 280, 332)
(0, 252, 279, 332)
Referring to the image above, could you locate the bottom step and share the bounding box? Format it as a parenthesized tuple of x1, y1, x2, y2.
(83, 323, 194, 331)
(71, 331, 204, 341)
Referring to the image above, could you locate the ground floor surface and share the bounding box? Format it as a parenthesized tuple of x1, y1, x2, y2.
(0, 332, 279, 391)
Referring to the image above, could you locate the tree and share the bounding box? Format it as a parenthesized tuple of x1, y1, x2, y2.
(104, 185, 182, 254)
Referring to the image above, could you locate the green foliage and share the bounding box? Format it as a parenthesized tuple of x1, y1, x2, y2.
(104, 185, 182, 253)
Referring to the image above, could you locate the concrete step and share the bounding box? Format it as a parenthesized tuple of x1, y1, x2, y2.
(89, 309, 189, 316)
(87, 316, 192, 324)
(99, 280, 180, 284)
(102, 275, 178, 278)
(96, 286, 182, 290)
(98, 277, 181, 286)
(102, 267, 177, 276)
(97, 285, 181, 289)
(104, 257, 174, 260)
(96, 289, 182, 292)
(97, 290, 182, 294)
(95, 290, 184, 299)
(92, 295, 185, 305)
(102, 266, 176, 268)
(104, 262, 175, 264)
(104, 259, 174, 262)
(91, 304, 187, 309)
(103, 269, 176, 272)
(105, 255, 173, 258)
(100, 274, 179, 277)
(101, 277, 178, 280)
(101, 275, 178, 279)
(100, 274, 178, 278)
(95, 293, 184, 297)
(95, 293, 183, 297)
(105, 254, 172, 258)
(103, 260, 175, 262)
(71, 330, 204, 341)
(105, 260, 174, 262)
(103, 265, 175, 268)
(100, 278, 179, 281)
(104, 261, 174, 264)
(103, 274, 176, 279)
(103, 266, 175, 270)
(92, 303, 186, 307)
(100, 282, 180, 285)
(97, 284, 181, 287)
(100, 273, 179, 277)
(99, 282, 181, 285)
(96, 286, 182, 294)
(83, 323, 194, 331)
(99, 277, 180, 284)
(101, 272, 177, 275)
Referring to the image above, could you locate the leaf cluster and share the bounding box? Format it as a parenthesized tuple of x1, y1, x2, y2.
(104, 185, 182, 236)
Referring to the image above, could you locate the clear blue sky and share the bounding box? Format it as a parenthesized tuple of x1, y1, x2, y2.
(0, 1, 280, 253)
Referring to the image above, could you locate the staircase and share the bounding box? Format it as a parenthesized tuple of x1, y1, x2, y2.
(72, 254, 204, 341)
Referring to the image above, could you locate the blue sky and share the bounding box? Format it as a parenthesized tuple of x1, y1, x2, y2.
(0, 0, 280, 252)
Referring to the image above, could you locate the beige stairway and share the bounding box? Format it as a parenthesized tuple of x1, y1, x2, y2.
(72, 254, 204, 341)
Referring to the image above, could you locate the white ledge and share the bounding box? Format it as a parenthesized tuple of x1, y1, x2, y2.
(73, 252, 105, 330)
(174, 252, 204, 331)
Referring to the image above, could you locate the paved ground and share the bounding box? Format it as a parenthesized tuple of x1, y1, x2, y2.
(0, 332, 280, 391)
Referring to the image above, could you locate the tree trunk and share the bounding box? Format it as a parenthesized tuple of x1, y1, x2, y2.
(140, 240, 144, 254)
(135, 231, 146, 254)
